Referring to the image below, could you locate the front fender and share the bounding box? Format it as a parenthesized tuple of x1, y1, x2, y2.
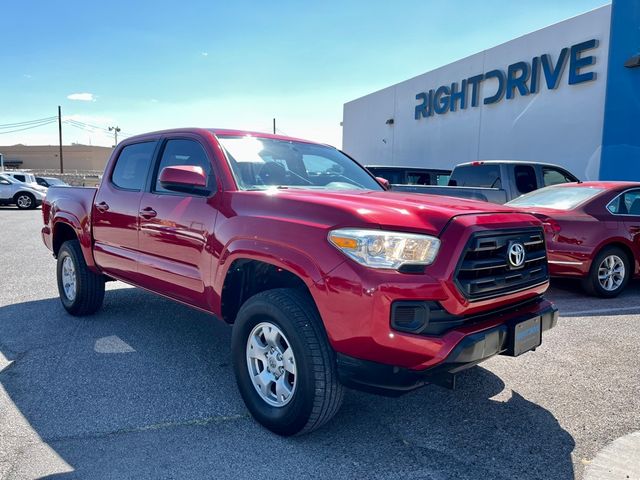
(211, 237, 341, 315)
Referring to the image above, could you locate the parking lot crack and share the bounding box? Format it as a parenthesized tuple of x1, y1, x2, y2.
(42, 413, 251, 443)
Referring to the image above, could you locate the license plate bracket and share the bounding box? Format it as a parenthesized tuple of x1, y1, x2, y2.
(509, 316, 542, 356)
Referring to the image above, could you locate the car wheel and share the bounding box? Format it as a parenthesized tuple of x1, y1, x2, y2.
(232, 288, 344, 436)
(582, 246, 631, 298)
(14, 192, 36, 210)
(57, 240, 106, 315)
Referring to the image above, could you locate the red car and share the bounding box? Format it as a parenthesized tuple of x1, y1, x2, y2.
(42, 128, 557, 435)
(508, 181, 640, 297)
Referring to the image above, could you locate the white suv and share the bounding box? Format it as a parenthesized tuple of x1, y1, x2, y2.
(3, 171, 39, 186)
(0, 173, 47, 209)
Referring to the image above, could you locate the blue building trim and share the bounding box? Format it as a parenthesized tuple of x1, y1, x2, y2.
(599, 0, 640, 180)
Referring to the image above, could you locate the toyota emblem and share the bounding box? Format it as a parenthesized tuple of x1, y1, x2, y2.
(508, 242, 526, 269)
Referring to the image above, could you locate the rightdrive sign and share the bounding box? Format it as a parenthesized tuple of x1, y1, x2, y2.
(414, 39, 599, 120)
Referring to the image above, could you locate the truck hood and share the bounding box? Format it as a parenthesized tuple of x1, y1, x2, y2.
(237, 189, 523, 236)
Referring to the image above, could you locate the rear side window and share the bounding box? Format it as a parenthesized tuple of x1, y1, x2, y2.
(608, 189, 640, 215)
(406, 171, 431, 185)
(514, 165, 538, 194)
(111, 142, 156, 191)
(367, 168, 404, 184)
(543, 167, 575, 187)
(153, 139, 213, 194)
(14, 174, 26, 182)
(449, 165, 500, 188)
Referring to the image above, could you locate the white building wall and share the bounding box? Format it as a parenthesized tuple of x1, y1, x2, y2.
(343, 5, 611, 180)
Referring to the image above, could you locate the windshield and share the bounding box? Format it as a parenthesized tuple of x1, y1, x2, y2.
(45, 178, 65, 186)
(507, 185, 605, 210)
(0, 174, 16, 184)
(217, 135, 383, 191)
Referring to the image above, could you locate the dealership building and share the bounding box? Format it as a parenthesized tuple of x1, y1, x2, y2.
(343, 1, 640, 181)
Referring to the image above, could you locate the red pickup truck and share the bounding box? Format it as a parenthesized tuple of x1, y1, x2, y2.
(42, 128, 557, 435)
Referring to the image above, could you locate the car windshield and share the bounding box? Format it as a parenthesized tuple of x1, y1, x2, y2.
(507, 185, 605, 210)
(0, 174, 17, 184)
(217, 135, 383, 191)
(45, 178, 65, 186)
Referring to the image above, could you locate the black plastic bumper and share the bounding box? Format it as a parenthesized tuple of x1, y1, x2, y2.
(336, 301, 558, 396)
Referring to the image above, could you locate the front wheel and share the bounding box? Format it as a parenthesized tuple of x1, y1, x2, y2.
(57, 240, 106, 315)
(582, 246, 631, 298)
(231, 288, 344, 436)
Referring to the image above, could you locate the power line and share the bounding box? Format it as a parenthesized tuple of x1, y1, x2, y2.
(0, 119, 57, 134)
(0, 116, 57, 129)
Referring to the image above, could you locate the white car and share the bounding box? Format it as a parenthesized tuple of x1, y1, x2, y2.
(3, 171, 40, 186)
(0, 173, 47, 209)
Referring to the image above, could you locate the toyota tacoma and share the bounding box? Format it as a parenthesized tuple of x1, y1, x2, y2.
(41, 128, 557, 435)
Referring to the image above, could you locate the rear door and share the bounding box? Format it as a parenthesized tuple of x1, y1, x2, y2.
(137, 136, 219, 309)
(608, 189, 640, 261)
(92, 140, 158, 282)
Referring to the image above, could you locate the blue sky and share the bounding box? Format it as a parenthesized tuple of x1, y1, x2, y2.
(1, 0, 607, 148)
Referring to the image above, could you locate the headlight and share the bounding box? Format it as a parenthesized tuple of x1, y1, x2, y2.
(328, 228, 440, 270)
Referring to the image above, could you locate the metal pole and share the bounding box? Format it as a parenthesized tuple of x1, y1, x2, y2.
(273, 118, 276, 134)
(58, 106, 64, 173)
(109, 126, 121, 146)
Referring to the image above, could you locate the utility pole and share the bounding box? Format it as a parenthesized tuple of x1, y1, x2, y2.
(273, 118, 276, 134)
(109, 126, 121, 146)
(58, 106, 64, 174)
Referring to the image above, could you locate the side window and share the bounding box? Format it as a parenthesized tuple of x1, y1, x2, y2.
(111, 142, 156, 191)
(514, 165, 538, 194)
(154, 139, 213, 194)
(609, 190, 640, 215)
(406, 172, 430, 185)
(543, 168, 574, 187)
(14, 175, 26, 182)
(435, 174, 450, 186)
(449, 165, 500, 188)
(367, 168, 403, 184)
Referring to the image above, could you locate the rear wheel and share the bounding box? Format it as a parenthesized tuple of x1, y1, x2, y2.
(57, 240, 106, 315)
(582, 246, 631, 298)
(231, 288, 343, 436)
(14, 192, 36, 210)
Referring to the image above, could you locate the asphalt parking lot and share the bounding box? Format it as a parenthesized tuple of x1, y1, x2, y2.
(1, 208, 639, 480)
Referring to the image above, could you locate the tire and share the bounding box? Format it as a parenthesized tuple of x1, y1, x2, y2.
(232, 288, 344, 436)
(14, 192, 36, 210)
(582, 246, 631, 298)
(57, 240, 106, 315)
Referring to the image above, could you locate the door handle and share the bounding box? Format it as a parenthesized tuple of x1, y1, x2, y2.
(96, 201, 109, 213)
(139, 207, 157, 219)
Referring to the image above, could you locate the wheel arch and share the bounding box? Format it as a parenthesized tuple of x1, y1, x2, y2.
(219, 258, 315, 324)
(52, 215, 99, 271)
(593, 240, 637, 275)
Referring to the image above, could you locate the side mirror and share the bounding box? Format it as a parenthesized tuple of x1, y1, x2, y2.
(376, 177, 390, 190)
(159, 165, 208, 194)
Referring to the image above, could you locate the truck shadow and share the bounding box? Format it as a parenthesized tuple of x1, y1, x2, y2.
(0, 288, 575, 479)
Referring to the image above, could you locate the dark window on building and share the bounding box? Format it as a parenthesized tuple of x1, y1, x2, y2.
(514, 165, 538, 194)
(111, 142, 156, 191)
(154, 139, 213, 194)
(449, 165, 500, 188)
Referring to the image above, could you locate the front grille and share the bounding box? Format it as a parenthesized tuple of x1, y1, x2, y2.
(455, 228, 548, 301)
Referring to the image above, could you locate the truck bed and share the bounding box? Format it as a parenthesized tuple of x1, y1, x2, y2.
(389, 184, 508, 204)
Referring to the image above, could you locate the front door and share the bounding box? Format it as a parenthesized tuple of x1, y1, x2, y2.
(92, 140, 158, 282)
(137, 137, 218, 309)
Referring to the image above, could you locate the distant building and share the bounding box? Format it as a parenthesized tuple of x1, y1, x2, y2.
(0, 144, 112, 171)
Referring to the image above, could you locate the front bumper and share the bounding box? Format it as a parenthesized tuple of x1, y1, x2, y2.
(335, 300, 558, 395)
